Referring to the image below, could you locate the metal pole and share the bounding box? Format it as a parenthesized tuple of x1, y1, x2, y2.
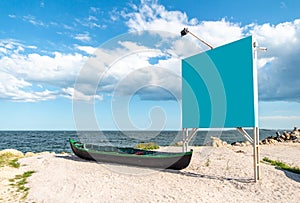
(182, 128, 185, 152)
(256, 127, 260, 180)
(253, 127, 260, 182)
(185, 128, 189, 152)
(181, 28, 214, 50)
(188, 31, 214, 50)
(252, 38, 261, 182)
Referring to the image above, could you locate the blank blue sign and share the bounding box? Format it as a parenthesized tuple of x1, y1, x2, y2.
(182, 36, 258, 128)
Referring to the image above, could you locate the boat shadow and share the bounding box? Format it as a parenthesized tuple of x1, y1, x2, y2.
(56, 154, 254, 183)
(163, 169, 254, 183)
(55, 154, 94, 163)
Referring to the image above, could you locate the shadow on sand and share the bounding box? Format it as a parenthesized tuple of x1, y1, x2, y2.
(55, 154, 91, 163)
(57, 154, 254, 183)
(277, 167, 300, 183)
(164, 169, 254, 183)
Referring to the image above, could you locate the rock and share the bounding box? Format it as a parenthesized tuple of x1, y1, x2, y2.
(36, 151, 51, 156)
(290, 135, 297, 140)
(0, 149, 24, 158)
(262, 139, 269, 144)
(291, 129, 300, 137)
(231, 142, 242, 146)
(283, 131, 290, 140)
(174, 141, 183, 146)
(268, 139, 278, 144)
(25, 152, 35, 157)
(278, 138, 285, 142)
(244, 141, 251, 146)
(293, 139, 300, 143)
(211, 136, 223, 147)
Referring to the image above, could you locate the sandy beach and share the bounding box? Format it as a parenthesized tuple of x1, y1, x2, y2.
(0, 143, 299, 203)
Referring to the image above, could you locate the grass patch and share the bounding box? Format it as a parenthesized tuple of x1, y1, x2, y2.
(262, 157, 300, 174)
(205, 158, 210, 167)
(226, 160, 230, 171)
(135, 142, 160, 150)
(9, 170, 35, 200)
(0, 155, 21, 168)
(9, 158, 20, 168)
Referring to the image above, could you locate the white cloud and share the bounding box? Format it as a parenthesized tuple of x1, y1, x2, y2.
(22, 15, 46, 27)
(0, 72, 58, 102)
(8, 14, 16, 18)
(62, 87, 103, 101)
(90, 7, 101, 14)
(260, 115, 300, 120)
(0, 40, 88, 102)
(74, 33, 91, 42)
(73, 36, 184, 102)
(259, 115, 300, 129)
(0, 47, 7, 54)
(252, 19, 300, 102)
(75, 45, 97, 55)
(280, 1, 287, 9)
(117, 0, 300, 102)
(109, 8, 120, 22)
(2, 0, 300, 104)
(121, 1, 244, 48)
(1, 51, 85, 82)
(123, 0, 191, 34)
(257, 57, 275, 69)
(63, 24, 74, 30)
(75, 16, 106, 29)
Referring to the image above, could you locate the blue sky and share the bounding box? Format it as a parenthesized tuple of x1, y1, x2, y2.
(1, 0, 300, 130)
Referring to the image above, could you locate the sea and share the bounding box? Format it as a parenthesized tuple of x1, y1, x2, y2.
(0, 129, 285, 153)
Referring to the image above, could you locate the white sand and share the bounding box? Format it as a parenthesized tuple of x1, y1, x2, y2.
(2, 143, 300, 202)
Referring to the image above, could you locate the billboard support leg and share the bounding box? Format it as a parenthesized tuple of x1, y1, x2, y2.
(253, 127, 260, 182)
(182, 128, 198, 152)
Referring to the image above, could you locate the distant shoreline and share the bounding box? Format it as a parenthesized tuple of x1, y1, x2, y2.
(0, 128, 299, 153)
(0, 128, 293, 131)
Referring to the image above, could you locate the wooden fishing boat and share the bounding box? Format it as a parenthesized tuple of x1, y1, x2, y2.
(69, 139, 193, 170)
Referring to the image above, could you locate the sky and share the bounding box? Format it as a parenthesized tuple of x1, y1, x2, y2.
(1, 0, 300, 130)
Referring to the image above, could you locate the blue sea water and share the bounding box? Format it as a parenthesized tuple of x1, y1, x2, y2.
(0, 129, 284, 153)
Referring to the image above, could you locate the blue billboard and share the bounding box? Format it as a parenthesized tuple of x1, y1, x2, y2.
(182, 36, 258, 128)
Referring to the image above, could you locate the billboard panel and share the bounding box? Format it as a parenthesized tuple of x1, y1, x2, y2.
(182, 36, 258, 128)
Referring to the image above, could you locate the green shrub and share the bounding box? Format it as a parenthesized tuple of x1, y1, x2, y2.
(135, 142, 160, 150)
(262, 157, 300, 174)
(9, 170, 35, 200)
(9, 158, 20, 168)
(205, 158, 210, 167)
(0, 155, 20, 168)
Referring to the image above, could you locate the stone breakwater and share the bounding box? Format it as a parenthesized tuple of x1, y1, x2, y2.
(206, 127, 300, 147)
(260, 127, 300, 145)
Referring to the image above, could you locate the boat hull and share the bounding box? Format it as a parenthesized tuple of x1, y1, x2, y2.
(69, 139, 192, 170)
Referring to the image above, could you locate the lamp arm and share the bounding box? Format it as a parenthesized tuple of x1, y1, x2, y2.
(188, 31, 214, 50)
